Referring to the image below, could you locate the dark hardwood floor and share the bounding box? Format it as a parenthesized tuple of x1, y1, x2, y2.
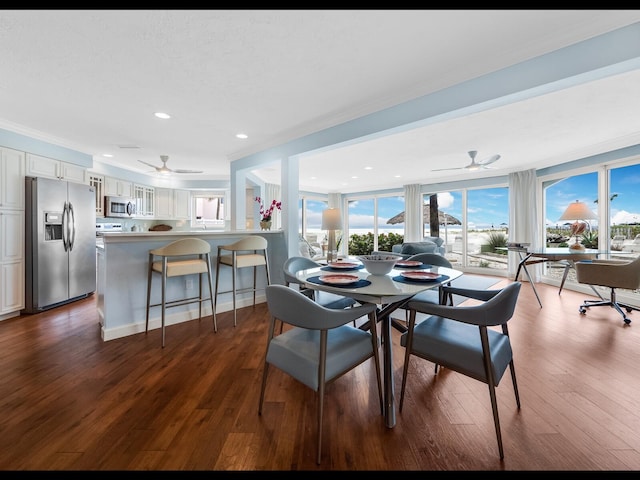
(2, 277, 640, 470)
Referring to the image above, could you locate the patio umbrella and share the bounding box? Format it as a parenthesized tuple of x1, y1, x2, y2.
(386, 209, 461, 225)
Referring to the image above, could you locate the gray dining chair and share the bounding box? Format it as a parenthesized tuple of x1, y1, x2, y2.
(399, 282, 522, 459)
(283, 256, 357, 310)
(258, 284, 382, 464)
(404, 253, 454, 307)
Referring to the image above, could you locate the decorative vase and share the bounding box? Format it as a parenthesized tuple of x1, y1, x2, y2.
(260, 220, 272, 231)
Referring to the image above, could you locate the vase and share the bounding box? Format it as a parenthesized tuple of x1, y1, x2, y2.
(260, 220, 272, 231)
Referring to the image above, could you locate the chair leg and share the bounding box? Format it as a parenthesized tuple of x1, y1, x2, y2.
(161, 262, 167, 348)
(399, 310, 417, 412)
(258, 363, 270, 415)
(231, 256, 238, 327)
(145, 254, 153, 333)
(213, 251, 221, 329)
(205, 254, 216, 333)
(480, 326, 504, 459)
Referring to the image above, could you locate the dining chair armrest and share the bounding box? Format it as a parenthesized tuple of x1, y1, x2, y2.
(408, 283, 521, 327)
(440, 285, 501, 302)
(267, 284, 375, 330)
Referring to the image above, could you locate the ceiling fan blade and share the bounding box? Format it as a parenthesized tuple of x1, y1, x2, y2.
(432, 166, 464, 171)
(478, 154, 501, 166)
(172, 168, 204, 174)
(138, 159, 160, 170)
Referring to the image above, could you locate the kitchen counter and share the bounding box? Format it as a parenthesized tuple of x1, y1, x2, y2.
(97, 230, 287, 341)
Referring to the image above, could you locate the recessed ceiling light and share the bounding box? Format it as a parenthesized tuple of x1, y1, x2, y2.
(351, 176, 358, 179)
(154, 112, 171, 119)
(394, 175, 401, 178)
(236, 133, 248, 139)
(364, 166, 373, 170)
(102, 153, 113, 158)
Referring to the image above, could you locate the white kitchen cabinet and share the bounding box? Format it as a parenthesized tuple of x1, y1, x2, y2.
(0, 148, 25, 317)
(154, 188, 190, 220)
(134, 184, 154, 217)
(154, 187, 173, 219)
(88, 173, 105, 217)
(0, 147, 25, 210)
(104, 176, 133, 197)
(0, 210, 24, 315)
(0, 261, 24, 315)
(174, 189, 191, 220)
(26, 153, 87, 184)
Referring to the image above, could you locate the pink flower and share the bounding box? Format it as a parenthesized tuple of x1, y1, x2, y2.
(255, 197, 282, 221)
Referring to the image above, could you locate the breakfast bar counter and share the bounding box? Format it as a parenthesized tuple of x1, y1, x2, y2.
(97, 230, 287, 341)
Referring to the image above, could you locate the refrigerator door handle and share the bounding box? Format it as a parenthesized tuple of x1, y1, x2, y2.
(68, 202, 76, 251)
(62, 201, 70, 252)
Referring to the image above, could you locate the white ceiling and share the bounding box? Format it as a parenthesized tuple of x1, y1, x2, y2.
(1, 10, 640, 193)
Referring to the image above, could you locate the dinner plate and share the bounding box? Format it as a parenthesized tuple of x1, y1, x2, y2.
(327, 261, 360, 269)
(400, 271, 441, 281)
(319, 274, 360, 285)
(395, 260, 423, 267)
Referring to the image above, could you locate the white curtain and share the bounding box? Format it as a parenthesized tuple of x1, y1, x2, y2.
(508, 169, 540, 280)
(404, 184, 422, 242)
(265, 183, 281, 229)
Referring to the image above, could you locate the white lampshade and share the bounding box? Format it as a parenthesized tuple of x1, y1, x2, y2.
(558, 200, 597, 221)
(321, 208, 342, 230)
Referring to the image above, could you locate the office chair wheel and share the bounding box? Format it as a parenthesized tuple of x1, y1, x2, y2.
(626, 307, 633, 313)
(624, 317, 631, 325)
(579, 306, 587, 315)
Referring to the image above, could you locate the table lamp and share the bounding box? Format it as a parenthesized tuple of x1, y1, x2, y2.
(558, 200, 597, 250)
(322, 208, 342, 263)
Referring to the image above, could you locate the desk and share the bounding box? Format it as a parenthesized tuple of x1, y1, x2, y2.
(502, 247, 604, 307)
(296, 263, 463, 429)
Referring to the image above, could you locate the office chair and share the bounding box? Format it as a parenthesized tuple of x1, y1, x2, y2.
(399, 282, 522, 459)
(575, 256, 640, 325)
(258, 285, 382, 464)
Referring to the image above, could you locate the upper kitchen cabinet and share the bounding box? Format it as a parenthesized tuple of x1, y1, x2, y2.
(88, 173, 104, 217)
(154, 187, 173, 219)
(104, 176, 133, 197)
(26, 153, 87, 184)
(174, 189, 191, 220)
(0, 147, 25, 210)
(155, 188, 191, 220)
(133, 184, 154, 218)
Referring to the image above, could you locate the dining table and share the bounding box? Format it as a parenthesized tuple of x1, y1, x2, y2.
(295, 259, 463, 428)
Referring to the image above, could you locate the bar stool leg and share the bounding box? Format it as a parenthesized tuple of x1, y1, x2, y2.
(145, 252, 153, 333)
(213, 248, 221, 330)
(161, 258, 168, 348)
(231, 253, 238, 327)
(206, 252, 217, 332)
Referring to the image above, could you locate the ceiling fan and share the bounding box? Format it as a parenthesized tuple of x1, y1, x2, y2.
(138, 155, 203, 175)
(432, 150, 501, 172)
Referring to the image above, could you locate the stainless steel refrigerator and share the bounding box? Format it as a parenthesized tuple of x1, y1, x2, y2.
(24, 176, 96, 313)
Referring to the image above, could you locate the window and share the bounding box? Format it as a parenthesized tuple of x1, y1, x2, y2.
(191, 192, 226, 228)
(345, 194, 404, 254)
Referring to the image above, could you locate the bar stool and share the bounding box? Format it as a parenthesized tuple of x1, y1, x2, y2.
(145, 238, 215, 348)
(214, 235, 270, 327)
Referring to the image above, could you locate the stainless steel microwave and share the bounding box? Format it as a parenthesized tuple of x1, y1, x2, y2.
(105, 196, 136, 218)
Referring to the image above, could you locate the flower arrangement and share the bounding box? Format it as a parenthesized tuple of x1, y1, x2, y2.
(255, 197, 282, 221)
